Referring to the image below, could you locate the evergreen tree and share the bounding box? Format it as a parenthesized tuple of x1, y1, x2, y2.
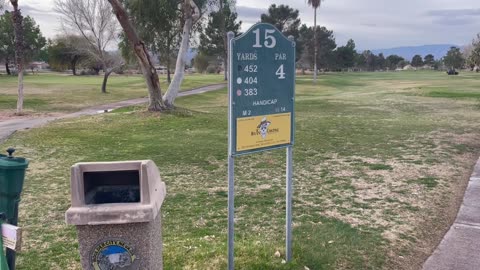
(298, 24, 336, 71)
(444, 46, 465, 70)
(424, 54, 435, 66)
(0, 12, 46, 75)
(199, 1, 241, 74)
(411, 55, 423, 68)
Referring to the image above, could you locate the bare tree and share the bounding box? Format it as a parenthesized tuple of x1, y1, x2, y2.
(107, 0, 166, 111)
(10, 0, 25, 114)
(162, 0, 201, 108)
(55, 0, 121, 93)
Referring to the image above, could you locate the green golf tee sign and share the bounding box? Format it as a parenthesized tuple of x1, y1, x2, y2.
(227, 23, 296, 270)
(229, 23, 295, 156)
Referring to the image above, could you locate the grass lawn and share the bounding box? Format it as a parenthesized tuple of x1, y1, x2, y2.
(2, 71, 480, 269)
(0, 73, 224, 115)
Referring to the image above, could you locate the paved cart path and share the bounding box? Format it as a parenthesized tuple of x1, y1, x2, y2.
(423, 157, 480, 270)
(0, 83, 226, 143)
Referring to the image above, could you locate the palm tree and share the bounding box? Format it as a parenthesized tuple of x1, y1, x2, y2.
(307, 0, 324, 83)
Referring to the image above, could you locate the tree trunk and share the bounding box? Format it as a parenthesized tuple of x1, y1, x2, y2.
(101, 64, 108, 93)
(11, 0, 25, 115)
(167, 39, 172, 84)
(102, 68, 114, 94)
(167, 67, 171, 84)
(5, 60, 10, 75)
(16, 69, 24, 113)
(108, 0, 166, 111)
(101, 70, 113, 93)
(71, 56, 78, 75)
(220, 0, 227, 81)
(223, 57, 227, 81)
(313, 7, 318, 83)
(163, 0, 199, 107)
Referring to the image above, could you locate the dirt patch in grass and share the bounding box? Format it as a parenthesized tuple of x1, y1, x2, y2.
(294, 130, 480, 269)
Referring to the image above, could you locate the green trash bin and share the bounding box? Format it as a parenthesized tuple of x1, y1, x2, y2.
(0, 148, 28, 225)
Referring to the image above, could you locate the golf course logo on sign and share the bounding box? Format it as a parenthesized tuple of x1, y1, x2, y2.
(237, 113, 291, 151)
(229, 23, 295, 156)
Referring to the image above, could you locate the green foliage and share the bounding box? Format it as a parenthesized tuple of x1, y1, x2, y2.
(0, 12, 46, 73)
(355, 53, 366, 69)
(0, 11, 14, 63)
(443, 46, 465, 70)
(307, 0, 324, 9)
(117, 33, 135, 66)
(376, 53, 386, 70)
(385, 55, 404, 70)
(411, 55, 423, 67)
(298, 24, 336, 69)
(198, 0, 241, 61)
(47, 35, 88, 74)
(125, 0, 182, 77)
(424, 54, 435, 66)
(261, 4, 301, 38)
(261, 4, 304, 60)
(193, 53, 210, 73)
(334, 39, 357, 70)
(360, 50, 378, 71)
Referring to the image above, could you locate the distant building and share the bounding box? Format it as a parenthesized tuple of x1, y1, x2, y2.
(29, 61, 49, 70)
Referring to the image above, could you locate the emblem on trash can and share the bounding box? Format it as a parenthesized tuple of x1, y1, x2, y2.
(90, 239, 137, 270)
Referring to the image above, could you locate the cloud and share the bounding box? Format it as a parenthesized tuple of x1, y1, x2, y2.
(20, 4, 48, 14)
(427, 8, 480, 26)
(427, 8, 480, 17)
(17, 3, 60, 39)
(236, 6, 265, 23)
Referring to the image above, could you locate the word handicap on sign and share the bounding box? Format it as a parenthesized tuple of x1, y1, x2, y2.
(229, 23, 295, 156)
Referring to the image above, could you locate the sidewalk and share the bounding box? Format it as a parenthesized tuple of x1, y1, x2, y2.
(0, 83, 226, 143)
(423, 158, 480, 270)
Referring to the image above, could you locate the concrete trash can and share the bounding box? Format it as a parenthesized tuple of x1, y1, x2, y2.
(65, 160, 166, 270)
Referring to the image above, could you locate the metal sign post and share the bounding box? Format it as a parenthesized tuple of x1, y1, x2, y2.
(227, 23, 296, 269)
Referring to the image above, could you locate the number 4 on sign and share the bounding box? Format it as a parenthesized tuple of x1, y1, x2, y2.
(276, 65, 286, 79)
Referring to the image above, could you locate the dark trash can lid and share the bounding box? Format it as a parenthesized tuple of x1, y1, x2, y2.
(0, 148, 29, 170)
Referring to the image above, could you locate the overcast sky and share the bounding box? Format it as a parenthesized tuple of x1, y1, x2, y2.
(6, 0, 480, 50)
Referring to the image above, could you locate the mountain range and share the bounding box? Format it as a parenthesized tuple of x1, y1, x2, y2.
(371, 44, 458, 61)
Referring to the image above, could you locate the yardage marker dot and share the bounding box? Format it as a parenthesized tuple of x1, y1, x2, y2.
(237, 77, 242, 84)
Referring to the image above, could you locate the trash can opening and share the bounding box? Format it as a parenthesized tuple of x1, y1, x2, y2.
(83, 170, 140, 204)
